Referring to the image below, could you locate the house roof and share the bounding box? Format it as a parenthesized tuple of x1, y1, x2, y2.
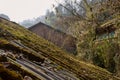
(29, 22, 76, 39)
(96, 16, 120, 34)
(100, 16, 120, 28)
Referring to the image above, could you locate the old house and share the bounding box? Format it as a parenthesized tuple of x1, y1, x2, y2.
(95, 17, 120, 41)
(93, 17, 120, 73)
(29, 22, 76, 54)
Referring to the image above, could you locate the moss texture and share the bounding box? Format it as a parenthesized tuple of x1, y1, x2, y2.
(0, 18, 119, 80)
(0, 64, 23, 80)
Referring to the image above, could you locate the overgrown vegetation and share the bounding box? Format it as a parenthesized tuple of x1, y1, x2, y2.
(0, 0, 120, 79)
(17, 1, 120, 77)
(43, 0, 120, 77)
(0, 17, 120, 79)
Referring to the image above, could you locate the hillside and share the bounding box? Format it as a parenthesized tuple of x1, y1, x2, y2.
(0, 17, 120, 80)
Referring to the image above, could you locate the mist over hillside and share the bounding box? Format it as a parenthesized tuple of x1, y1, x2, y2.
(0, 14, 10, 20)
(19, 16, 46, 28)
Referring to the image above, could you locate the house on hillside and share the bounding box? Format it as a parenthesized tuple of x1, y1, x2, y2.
(28, 22, 77, 54)
(91, 17, 120, 73)
(95, 17, 120, 41)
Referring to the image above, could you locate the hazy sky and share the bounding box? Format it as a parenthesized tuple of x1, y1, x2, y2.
(0, 0, 56, 22)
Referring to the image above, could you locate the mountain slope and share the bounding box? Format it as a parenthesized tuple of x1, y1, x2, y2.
(0, 17, 119, 80)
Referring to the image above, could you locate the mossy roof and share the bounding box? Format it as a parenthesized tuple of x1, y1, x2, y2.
(0, 17, 120, 80)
